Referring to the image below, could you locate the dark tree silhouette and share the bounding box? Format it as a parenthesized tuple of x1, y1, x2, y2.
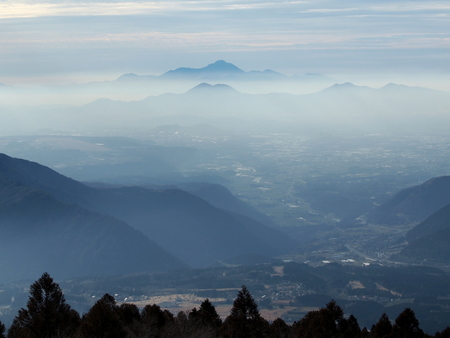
(0, 321, 5, 338)
(7, 272, 80, 338)
(291, 300, 360, 338)
(390, 308, 424, 338)
(117, 303, 141, 336)
(360, 327, 370, 338)
(229, 285, 260, 320)
(5, 273, 443, 338)
(435, 326, 450, 338)
(118, 303, 141, 326)
(184, 299, 222, 338)
(222, 285, 269, 338)
(197, 299, 222, 328)
(268, 318, 290, 338)
(79, 293, 126, 338)
(140, 303, 174, 338)
(340, 314, 361, 338)
(370, 313, 392, 338)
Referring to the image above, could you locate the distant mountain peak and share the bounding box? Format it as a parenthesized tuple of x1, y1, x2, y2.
(321, 82, 375, 93)
(379, 83, 413, 91)
(115, 73, 158, 82)
(334, 82, 357, 88)
(121, 73, 138, 78)
(114, 61, 335, 85)
(204, 60, 244, 73)
(369, 175, 450, 226)
(187, 83, 238, 94)
(379, 82, 437, 94)
(320, 82, 355, 92)
(163, 60, 245, 78)
(115, 73, 138, 81)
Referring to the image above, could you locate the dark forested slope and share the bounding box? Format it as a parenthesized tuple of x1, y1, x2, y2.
(0, 153, 294, 268)
(369, 176, 450, 225)
(0, 174, 186, 282)
(89, 187, 293, 267)
(394, 203, 450, 263)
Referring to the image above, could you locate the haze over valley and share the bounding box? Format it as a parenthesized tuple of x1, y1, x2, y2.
(1, 0, 450, 334)
(0, 59, 449, 334)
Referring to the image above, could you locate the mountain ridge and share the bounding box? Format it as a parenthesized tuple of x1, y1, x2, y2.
(162, 60, 245, 78)
(369, 176, 450, 225)
(113, 60, 334, 84)
(0, 173, 187, 282)
(0, 153, 295, 268)
(393, 203, 450, 264)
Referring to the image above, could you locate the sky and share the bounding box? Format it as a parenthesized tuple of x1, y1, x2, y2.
(1, 0, 450, 89)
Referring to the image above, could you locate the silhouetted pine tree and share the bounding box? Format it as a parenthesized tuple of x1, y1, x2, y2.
(222, 285, 269, 338)
(340, 314, 361, 338)
(7, 272, 80, 338)
(390, 308, 424, 338)
(117, 303, 141, 337)
(140, 304, 174, 338)
(0, 321, 5, 338)
(184, 299, 222, 338)
(79, 293, 126, 338)
(197, 299, 222, 328)
(268, 318, 290, 338)
(435, 326, 450, 338)
(370, 313, 392, 338)
(291, 300, 360, 338)
(172, 310, 217, 338)
(360, 327, 370, 338)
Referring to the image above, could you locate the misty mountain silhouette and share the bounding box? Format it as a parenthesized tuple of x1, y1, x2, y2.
(0, 153, 294, 268)
(407, 202, 450, 241)
(174, 182, 274, 227)
(0, 171, 186, 283)
(163, 60, 245, 79)
(187, 83, 238, 94)
(369, 176, 450, 225)
(116, 73, 157, 82)
(320, 82, 375, 94)
(112, 60, 334, 85)
(394, 203, 450, 264)
(89, 187, 293, 267)
(5, 80, 450, 137)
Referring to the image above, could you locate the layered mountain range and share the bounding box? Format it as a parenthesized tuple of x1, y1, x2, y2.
(394, 202, 450, 264)
(2, 79, 449, 137)
(368, 176, 450, 264)
(118, 60, 333, 83)
(0, 60, 335, 106)
(0, 153, 294, 282)
(369, 176, 450, 225)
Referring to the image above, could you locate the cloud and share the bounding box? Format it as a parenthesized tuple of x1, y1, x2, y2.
(0, 0, 449, 81)
(0, 0, 311, 18)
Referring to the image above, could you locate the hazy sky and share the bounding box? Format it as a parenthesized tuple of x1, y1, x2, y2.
(1, 0, 449, 88)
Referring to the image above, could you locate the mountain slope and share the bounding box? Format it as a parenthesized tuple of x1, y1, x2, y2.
(87, 187, 292, 267)
(0, 174, 186, 283)
(174, 182, 274, 227)
(186, 82, 238, 94)
(369, 176, 450, 225)
(6, 81, 450, 135)
(0, 153, 92, 207)
(0, 153, 294, 267)
(162, 60, 245, 79)
(393, 203, 450, 264)
(406, 203, 450, 241)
